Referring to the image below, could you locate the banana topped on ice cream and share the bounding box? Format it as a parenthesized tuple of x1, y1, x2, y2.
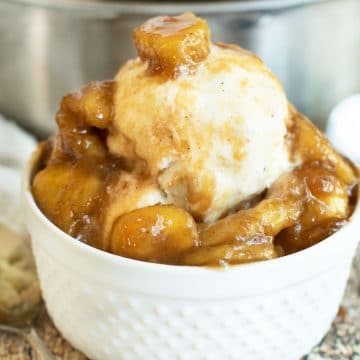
(32, 14, 358, 266)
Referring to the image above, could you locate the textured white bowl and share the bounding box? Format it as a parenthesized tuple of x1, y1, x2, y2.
(23, 153, 360, 360)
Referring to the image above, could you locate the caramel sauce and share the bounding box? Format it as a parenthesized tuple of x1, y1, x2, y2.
(32, 79, 358, 266)
(140, 13, 200, 37)
(133, 13, 210, 78)
(31, 14, 359, 266)
(33, 81, 122, 248)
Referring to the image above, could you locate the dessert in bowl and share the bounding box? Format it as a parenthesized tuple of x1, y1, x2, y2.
(23, 13, 359, 359)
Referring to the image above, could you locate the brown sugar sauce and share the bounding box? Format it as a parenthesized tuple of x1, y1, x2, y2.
(32, 79, 358, 266)
(31, 14, 359, 266)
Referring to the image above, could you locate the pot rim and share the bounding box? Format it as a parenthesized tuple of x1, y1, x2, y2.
(1, 0, 328, 15)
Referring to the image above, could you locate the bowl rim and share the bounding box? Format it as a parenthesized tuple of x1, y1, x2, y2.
(1, 0, 327, 15)
(23, 147, 360, 275)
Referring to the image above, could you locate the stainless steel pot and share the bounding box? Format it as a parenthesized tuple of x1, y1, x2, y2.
(0, 0, 359, 136)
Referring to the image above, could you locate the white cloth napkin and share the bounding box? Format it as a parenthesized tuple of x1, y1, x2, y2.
(0, 115, 36, 235)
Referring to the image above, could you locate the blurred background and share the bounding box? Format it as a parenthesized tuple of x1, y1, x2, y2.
(0, 2, 359, 356)
(0, 0, 359, 137)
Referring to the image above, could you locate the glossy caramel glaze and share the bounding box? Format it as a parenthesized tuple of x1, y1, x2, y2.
(32, 79, 358, 266)
(133, 13, 210, 77)
(32, 14, 359, 266)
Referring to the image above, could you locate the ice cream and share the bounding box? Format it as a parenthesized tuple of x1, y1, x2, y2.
(107, 13, 290, 222)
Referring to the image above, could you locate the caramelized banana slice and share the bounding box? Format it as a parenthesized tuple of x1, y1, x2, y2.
(60, 81, 115, 129)
(277, 218, 347, 255)
(277, 165, 350, 254)
(52, 81, 115, 162)
(288, 105, 356, 185)
(181, 237, 280, 266)
(296, 165, 349, 220)
(133, 13, 210, 77)
(199, 198, 301, 248)
(199, 173, 304, 248)
(32, 163, 102, 236)
(179, 173, 302, 265)
(109, 205, 199, 263)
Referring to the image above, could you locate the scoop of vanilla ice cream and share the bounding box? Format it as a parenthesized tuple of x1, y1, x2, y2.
(108, 26, 289, 222)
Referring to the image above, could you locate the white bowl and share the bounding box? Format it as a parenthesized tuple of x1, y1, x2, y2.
(23, 152, 360, 360)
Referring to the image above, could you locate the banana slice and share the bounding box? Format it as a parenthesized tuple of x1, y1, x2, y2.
(110, 205, 199, 263)
(133, 13, 210, 77)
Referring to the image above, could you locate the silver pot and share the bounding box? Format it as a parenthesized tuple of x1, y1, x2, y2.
(0, 0, 359, 136)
